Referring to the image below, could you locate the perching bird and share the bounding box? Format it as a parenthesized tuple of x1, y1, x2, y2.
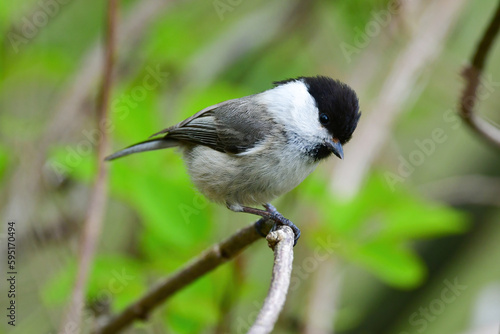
(106, 76, 361, 245)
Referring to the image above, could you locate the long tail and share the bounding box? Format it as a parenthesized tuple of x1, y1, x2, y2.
(105, 138, 179, 161)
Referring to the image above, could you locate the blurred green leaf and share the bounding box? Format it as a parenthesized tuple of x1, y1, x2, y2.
(304, 172, 469, 288)
(42, 255, 145, 312)
(164, 277, 220, 334)
(350, 241, 425, 288)
(0, 143, 9, 182)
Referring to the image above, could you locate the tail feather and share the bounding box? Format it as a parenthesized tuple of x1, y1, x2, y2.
(105, 138, 178, 161)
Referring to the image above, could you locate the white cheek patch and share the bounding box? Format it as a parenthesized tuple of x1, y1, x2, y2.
(257, 81, 330, 141)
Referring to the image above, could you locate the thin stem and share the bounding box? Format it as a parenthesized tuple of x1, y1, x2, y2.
(58, 1, 117, 332)
(471, 1, 500, 72)
(459, 1, 500, 148)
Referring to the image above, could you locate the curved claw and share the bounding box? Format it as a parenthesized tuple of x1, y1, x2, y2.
(264, 204, 300, 246)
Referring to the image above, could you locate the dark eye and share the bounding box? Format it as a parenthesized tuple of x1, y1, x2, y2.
(319, 113, 330, 125)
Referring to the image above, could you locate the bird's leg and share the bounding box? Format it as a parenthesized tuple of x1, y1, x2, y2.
(227, 203, 301, 246)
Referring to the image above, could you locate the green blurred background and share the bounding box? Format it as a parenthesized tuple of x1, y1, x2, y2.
(1, 0, 500, 333)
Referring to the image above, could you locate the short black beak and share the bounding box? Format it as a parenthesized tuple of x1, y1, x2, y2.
(326, 139, 344, 160)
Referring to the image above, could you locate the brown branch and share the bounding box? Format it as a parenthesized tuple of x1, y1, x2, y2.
(247, 226, 294, 334)
(59, 1, 118, 332)
(459, 1, 500, 148)
(94, 220, 273, 334)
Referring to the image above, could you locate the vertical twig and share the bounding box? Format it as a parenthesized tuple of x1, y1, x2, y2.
(247, 226, 295, 334)
(59, 0, 118, 332)
(459, 1, 500, 148)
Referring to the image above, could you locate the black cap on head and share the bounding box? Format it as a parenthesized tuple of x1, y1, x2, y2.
(274, 76, 361, 145)
(303, 76, 360, 144)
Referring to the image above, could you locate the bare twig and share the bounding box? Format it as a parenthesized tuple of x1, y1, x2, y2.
(459, 1, 500, 148)
(59, 1, 118, 333)
(247, 226, 294, 334)
(94, 220, 272, 334)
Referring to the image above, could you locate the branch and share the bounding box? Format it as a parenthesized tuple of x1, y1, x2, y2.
(59, 0, 117, 332)
(247, 226, 295, 334)
(94, 219, 273, 334)
(459, 1, 500, 148)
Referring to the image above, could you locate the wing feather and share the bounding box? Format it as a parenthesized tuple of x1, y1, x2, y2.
(151, 97, 274, 154)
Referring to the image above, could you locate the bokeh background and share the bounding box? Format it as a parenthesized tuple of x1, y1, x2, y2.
(1, 0, 500, 333)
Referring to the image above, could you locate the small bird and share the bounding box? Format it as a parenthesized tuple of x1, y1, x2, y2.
(106, 76, 361, 245)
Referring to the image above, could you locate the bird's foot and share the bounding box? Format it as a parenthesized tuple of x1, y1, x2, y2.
(264, 203, 300, 246)
(227, 202, 301, 246)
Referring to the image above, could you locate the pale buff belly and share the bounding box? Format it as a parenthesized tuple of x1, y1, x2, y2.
(183, 145, 318, 206)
